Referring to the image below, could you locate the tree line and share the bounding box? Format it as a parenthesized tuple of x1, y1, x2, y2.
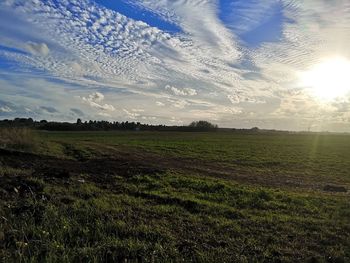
(0, 118, 220, 132)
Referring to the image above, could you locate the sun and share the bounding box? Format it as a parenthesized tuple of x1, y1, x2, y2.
(298, 57, 350, 100)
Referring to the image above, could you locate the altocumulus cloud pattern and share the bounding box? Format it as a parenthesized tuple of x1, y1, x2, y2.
(1, 0, 350, 131)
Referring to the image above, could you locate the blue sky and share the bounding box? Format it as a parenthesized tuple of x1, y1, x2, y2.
(1, 0, 350, 131)
(93, 0, 181, 33)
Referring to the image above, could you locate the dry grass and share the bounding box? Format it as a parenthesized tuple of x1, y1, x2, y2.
(0, 127, 37, 151)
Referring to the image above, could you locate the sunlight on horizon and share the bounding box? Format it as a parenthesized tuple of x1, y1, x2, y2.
(298, 57, 350, 101)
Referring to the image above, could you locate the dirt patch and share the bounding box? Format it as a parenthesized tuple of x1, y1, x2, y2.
(0, 148, 163, 185)
(34, 167, 71, 179)
(323, 185, 347, 193)
(1, 146, 349, 193)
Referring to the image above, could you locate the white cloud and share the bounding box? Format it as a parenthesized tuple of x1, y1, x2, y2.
(223, 107, 243, 115)
(131, 109, 145, 113)
(169, 116, 183, 124)
(166, 85, 197, 96)
(86, 92, 104, 103)
(0, 106, 12, 112)
(24, 42, 50, 56)
(81, 92, 115, 112)
(123, 109, 141, 119)
(167, 98, 189, 109)
(227, 94, 240, 104)
(156, 101, 165, 107)
(98, 112, 111, 117)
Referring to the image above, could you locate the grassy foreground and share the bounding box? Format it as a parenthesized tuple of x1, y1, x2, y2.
(0, 130, 349, 262)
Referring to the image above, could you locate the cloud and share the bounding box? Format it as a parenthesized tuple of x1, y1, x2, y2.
(123, 109, 141, 119)
(1, 0, 350, 131)
(0, 0, 244, 95)
(0, 99, 32, 118)
(169, 116, 183, 124)
(0, 106, 12, 112)
(81, 92, 116, 112)
(167, 98, 189, 109)
(227, 94, 240, 104)
(131, 109, 145, 113)
(40, 106, 58, 113)
(86, 92, 104, 103)
(98, 112, 111, 117)
(24, 42, 50, 56)
(166, 85, 197, 96)
(70, 108, 84, 116)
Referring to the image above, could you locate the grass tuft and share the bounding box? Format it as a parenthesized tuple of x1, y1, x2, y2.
(0, 127, 38, 151)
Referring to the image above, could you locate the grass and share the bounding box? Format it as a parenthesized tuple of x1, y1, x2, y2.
(39, 131, 350, 184)
(0, 128, 38, 151)
(1, 131, 350, 262)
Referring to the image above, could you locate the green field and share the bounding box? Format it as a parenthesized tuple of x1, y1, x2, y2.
(1, 130, 349, 262)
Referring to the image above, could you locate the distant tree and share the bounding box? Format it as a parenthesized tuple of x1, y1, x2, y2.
(189, 121, 218, 131)
(76, 118, 82, 125)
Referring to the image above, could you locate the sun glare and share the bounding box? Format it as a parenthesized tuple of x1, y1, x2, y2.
(299, 57, 350, 100)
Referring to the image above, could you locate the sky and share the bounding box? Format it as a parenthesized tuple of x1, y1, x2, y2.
(1, 0, 350, 131)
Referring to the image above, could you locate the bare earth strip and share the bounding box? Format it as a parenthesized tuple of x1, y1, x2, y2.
(1, 145, 348, 193)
